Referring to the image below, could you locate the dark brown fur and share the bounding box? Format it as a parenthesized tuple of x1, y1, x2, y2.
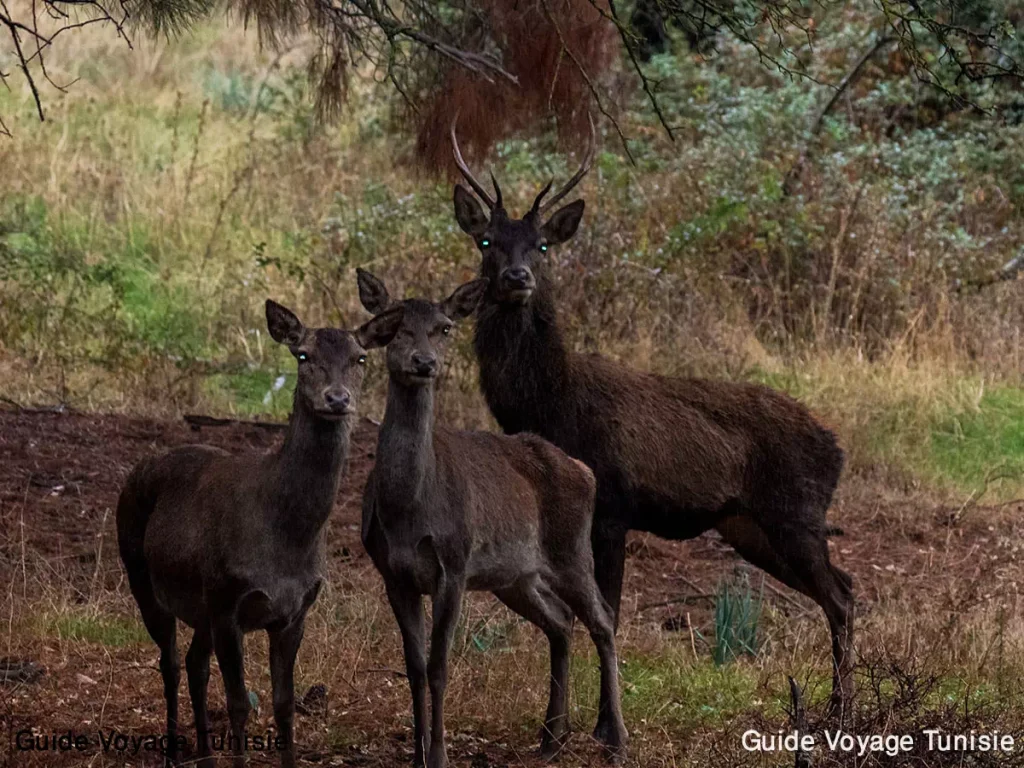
(448, 174, 854, 720)
(116, 301, 402, 768)
(357, 275, 628, 767)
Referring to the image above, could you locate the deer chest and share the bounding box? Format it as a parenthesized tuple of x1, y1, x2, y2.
(237, 577, 323, 632)
(365, 519, 443, 595)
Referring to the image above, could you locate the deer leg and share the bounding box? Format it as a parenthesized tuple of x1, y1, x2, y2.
(185, 623, 214, 767)
(157, 632, 181, 767)
(827, 569, 855, 721)
(717, 514, 855, 721)
(427, 577, 465, 768)
(212, 621, 250, 768)
(590, 521, 627, 630)
(385, 582, 428, 768)
(555, 575, 628, 762)
(829, 564, 856, 717)
(269, 618, 305, 768)
(494, 578, 574, 758)
(127, 570, 180, 767)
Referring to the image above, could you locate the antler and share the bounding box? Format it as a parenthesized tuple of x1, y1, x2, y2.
(488, 171, 503, 211)
(451, 117, 497, 210)
(537, 113, 597, 217)
(452, 113, 595, 216)
(527, 180, 554, 219)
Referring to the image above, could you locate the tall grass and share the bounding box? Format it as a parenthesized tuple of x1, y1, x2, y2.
(1, 12, 1023, 497)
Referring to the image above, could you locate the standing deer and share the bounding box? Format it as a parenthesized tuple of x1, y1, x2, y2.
(357, 272, 628, 768)
(116, 300, 402, 768)
(446, 121, 854, 721)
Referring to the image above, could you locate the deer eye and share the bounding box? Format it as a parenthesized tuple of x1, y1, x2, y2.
(480, 239, 491, 248)
(358, 354, 367, 365)
(539, 244, 548, 253)
(297, 352, 309, 362)
(442, 325, 452, 336)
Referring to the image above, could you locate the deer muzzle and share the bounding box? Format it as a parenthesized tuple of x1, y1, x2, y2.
(500, 266, 536, 302)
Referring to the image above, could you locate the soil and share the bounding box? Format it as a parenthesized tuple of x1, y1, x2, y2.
(1, 407, 1021, 767)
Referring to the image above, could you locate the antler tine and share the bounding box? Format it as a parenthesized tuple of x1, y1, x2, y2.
(539, 112, 597, 217)
(528, 179, 554, 219)
(450, 117, 496, 209)
(489, 171, 503, 210)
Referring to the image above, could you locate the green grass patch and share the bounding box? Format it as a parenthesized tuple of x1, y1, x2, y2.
(930, 387, 1024, 492)
(570, 649, 762, 729)
(0, 195, 215, 363)
(204, 368, 293, 417)
(748, 365, 1024, 497)
(43, 611, 150, 647)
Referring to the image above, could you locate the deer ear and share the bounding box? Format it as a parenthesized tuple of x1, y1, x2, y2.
(266, 299, 305, 346)
(442, 278, 489, 321)
(356, 305, 404, 349)
(453, 185, 489, 237)
(540, 199, 585, 245)
(356, 268, 391, 315)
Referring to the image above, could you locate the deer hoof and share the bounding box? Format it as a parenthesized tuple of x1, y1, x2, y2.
(592, 717, 618, 745)
(540, 733, 569, 761)
(603, 742, 628, 764)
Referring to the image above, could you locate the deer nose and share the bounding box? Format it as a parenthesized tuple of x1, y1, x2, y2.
(502, 266, 533, 288)
(324, 388, 352, 412)
(411, 352, 437, 377)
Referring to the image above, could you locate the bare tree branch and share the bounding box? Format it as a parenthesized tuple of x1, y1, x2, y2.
(540, 0, 634, 164)
(605, 0, 675, 142)
(1, 0, 131, 126)
(784, 31, 895, 194)
(955, 250, 1024, 294)
(0, 0, 1021, 154)
(812, 33, 895, 136)
(338, 0, 518, 86)
(1, 0, 46, 120)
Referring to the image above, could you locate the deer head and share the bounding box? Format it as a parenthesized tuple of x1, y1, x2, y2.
(450, 117, 595, 307)
(354, 271, 488, 386)
(265, 299, 403, 419)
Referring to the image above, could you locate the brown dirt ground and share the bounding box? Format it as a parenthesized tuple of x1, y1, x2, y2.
(1, 408, 1022, 767)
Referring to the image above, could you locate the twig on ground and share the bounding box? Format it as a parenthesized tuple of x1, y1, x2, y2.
(762, 579, 811, 612)
(0, 658, 45, 685)
(0, 396, 67, 414)
(183, 414, 288, 432)
(789, 676, 812, 768)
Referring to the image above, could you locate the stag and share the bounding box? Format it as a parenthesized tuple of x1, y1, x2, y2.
(116, 300, 402, 768)
(446, 121, 854, 721)
(357, 272, 628, 767)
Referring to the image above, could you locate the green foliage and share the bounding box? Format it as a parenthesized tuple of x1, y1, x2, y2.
(0, 196, 214, 369)
(669, 196, 749, 251)
(463, 617, 517, 654)
(709, 572, 764, 666)
(625, 37, 1024, 339)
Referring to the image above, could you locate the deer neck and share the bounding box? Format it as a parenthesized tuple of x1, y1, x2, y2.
(374, 377, 437, 512)
(269, 393, 352, 544)
(474, 280, 572, 435)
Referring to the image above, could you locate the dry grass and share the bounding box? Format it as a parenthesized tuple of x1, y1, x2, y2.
(2, 16, 1022, 490)
(2, 411, 1024, 767)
